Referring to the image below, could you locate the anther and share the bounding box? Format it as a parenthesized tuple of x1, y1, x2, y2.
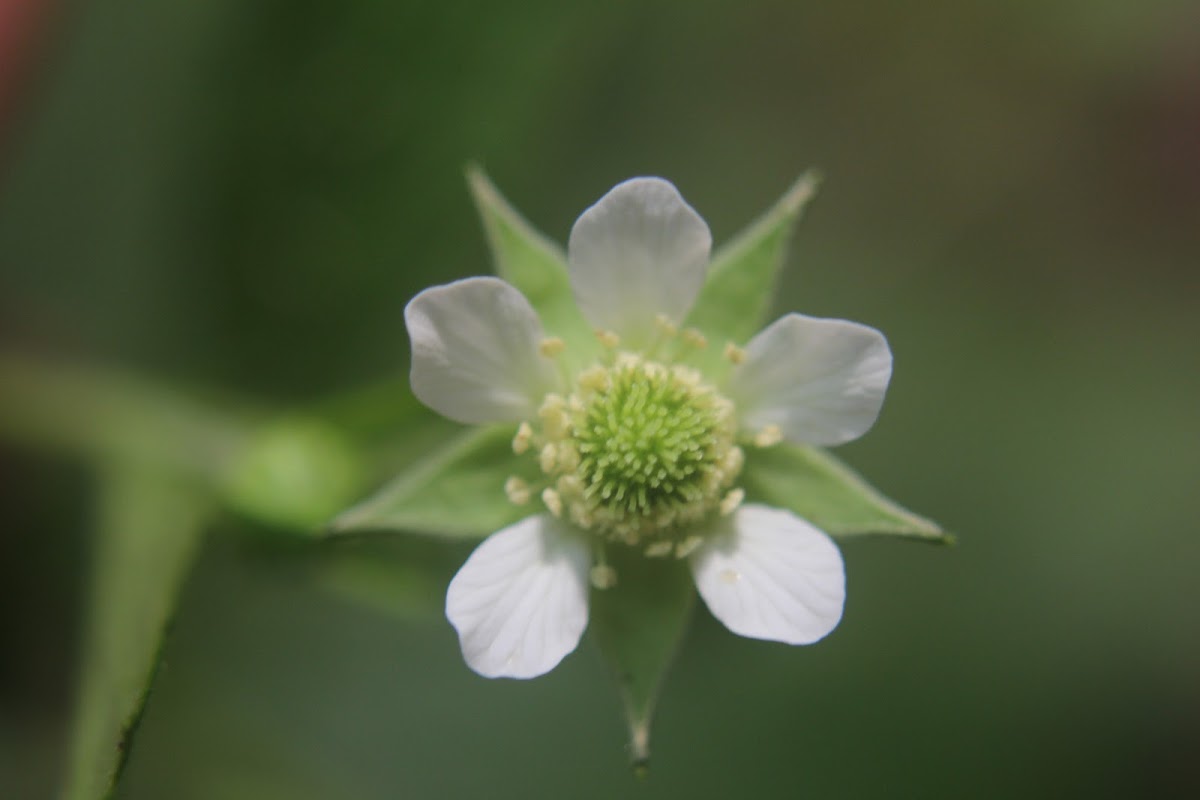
(577, 365, 610, 393)
(542, 487, 564, 517)
(723, 342, 747, 364)
(596, 329, 621, 349)
(614, 352, 640, 370)
(654, 313, 678, 338)
(719, 487, 745, 515)
(539, 443, 558, 473)
(672, 365, 703, 388)
(504, 476, 532, 505)
(753, 424, 783, 448)
(675, 535, 704, 558)
(556, 473, 582, 495)
(681, 328, 708, 349)
(644, 541, 674, 558)
(589, 564, 618, 589)
(539, 337, 566, 358)
(556, 442, 580, 471)
(569, 504, 593, 529)
(723, 446, 745, 476)
(538, 395, 570, 439)
(512, 422, 533, 454)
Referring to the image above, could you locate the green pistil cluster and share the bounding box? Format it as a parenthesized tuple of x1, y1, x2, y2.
(520, 351, 744, 554)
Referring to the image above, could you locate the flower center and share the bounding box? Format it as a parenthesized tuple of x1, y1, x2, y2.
(533, 353, 743, 552)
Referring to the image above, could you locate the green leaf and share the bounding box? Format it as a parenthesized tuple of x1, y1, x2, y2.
(741, 442, 951, 543)
(466, 166, 597, 367)
(589, 548, 695, 774)
(60, 464, 210, 800)
(685, 172, 820, 372)
(329, 423, 537, 539)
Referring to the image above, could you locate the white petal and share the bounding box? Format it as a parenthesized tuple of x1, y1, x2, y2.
(690, 504, 845, 645)
(406, 277, 559, 424)
(731, 313, 892, 446)
(445, 515, 590, 679)
(567, 177, 711, 348)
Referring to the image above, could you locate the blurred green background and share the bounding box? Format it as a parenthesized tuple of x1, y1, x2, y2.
(2, 0, 1199, 797)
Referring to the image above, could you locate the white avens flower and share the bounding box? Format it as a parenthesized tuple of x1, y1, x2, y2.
(406, 178, 891, 679)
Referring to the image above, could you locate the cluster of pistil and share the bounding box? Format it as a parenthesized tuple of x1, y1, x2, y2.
(506, 320, 753, 579)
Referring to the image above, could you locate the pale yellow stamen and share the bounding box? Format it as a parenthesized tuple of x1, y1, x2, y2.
(555, 442, 580, 471)
(722, 446, 745, 478)
(613, 351, 641, 370)
(644, 541, 674, 558)
(512, 422, 533, 454)
(596, 329, 621, 349)
(577, 365, 610, 394)
(754, 424, 783, 448)
(539, 443, 558, 473)
(542, 487, 563, 517)
(719, 488, 745, 516)
(568, 504, 593, 529)
(538, 337, 566, 358)
(681, 328, 708, 349)
(538, 394, 570, 439)
(675, 535, 704, 558)
(589, 564, 618, 589)
(723, 342, 747, 364)
(504, 476, 532, 505)
(654, 313, 678, 338)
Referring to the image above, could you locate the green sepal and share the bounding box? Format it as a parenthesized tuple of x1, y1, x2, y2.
(685, 172, 820, 374)
(60, 463, 211, 800)
(466, 166, 597, 367)
(328, 423, 537, 539)
(741, 442, 951, 543)
(589, 547, 695, 774)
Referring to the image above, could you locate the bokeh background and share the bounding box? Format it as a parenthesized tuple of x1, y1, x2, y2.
(2, 1, 1199, 798)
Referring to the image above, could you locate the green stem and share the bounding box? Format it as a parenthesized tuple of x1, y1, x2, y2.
(0, 352, 251, 485)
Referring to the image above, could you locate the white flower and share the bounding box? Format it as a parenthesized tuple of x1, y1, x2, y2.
(406, 178, 891, 678)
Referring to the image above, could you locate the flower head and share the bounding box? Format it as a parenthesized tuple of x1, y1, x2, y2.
(406, 178, 891, 678)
